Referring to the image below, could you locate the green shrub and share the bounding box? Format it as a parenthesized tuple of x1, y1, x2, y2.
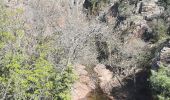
(0, 1, 76, 100)
(150, 64, 170, 100)
(0, 50, 76, 99)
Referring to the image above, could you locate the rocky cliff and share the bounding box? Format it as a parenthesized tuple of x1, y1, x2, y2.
(3, 0, 170, 100)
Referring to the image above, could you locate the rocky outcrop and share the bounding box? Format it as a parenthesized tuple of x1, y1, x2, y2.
(72, 64, 119, 100)
(94, 64, 114, 94)
(4, 0, 170, 99)
(160, 44, 170, 65)
(72, 64, 95, 100)
(151, 40, 170, 70)
(141, 0, 164, 19)
(94, 64, 124, 95)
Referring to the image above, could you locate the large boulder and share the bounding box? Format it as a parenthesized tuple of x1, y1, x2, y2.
(72, 64, 95, 100)
(94, 64, 122, 95)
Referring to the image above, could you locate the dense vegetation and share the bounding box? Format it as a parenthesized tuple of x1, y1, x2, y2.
(0, 0, 170, 100)
(150, 65, 170, 100)
(149, 0, 170, 100)
(0, 1, 76, 100)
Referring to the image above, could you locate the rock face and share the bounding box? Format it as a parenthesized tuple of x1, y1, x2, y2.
(7, 0, 170, 99)
(151, 40, 170, 70)
(141, 0, 164, 18)
(94, 64, 114, 94)
(72, 64, 118, 100)
(160, 44, 170, 65)
(72, 64, 95, 100)
(94, 64, 123, 98)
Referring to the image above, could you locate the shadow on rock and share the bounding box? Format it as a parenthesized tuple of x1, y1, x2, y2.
(111, 70, 152, 100)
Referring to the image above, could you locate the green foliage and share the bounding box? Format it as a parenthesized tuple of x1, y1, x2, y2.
(152, 19, 169, 41)
(150, 64, 170, 100)
(54, 63, 77, 100)
(0, 49, 76, 99)
(136, 50, 155, 67)
(0, 32, 76, 100)
(0, 2, 76, 100)
(0, 3, 13, 49)
(0, 0, 23, 50)
(0, 35, 76, 99)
